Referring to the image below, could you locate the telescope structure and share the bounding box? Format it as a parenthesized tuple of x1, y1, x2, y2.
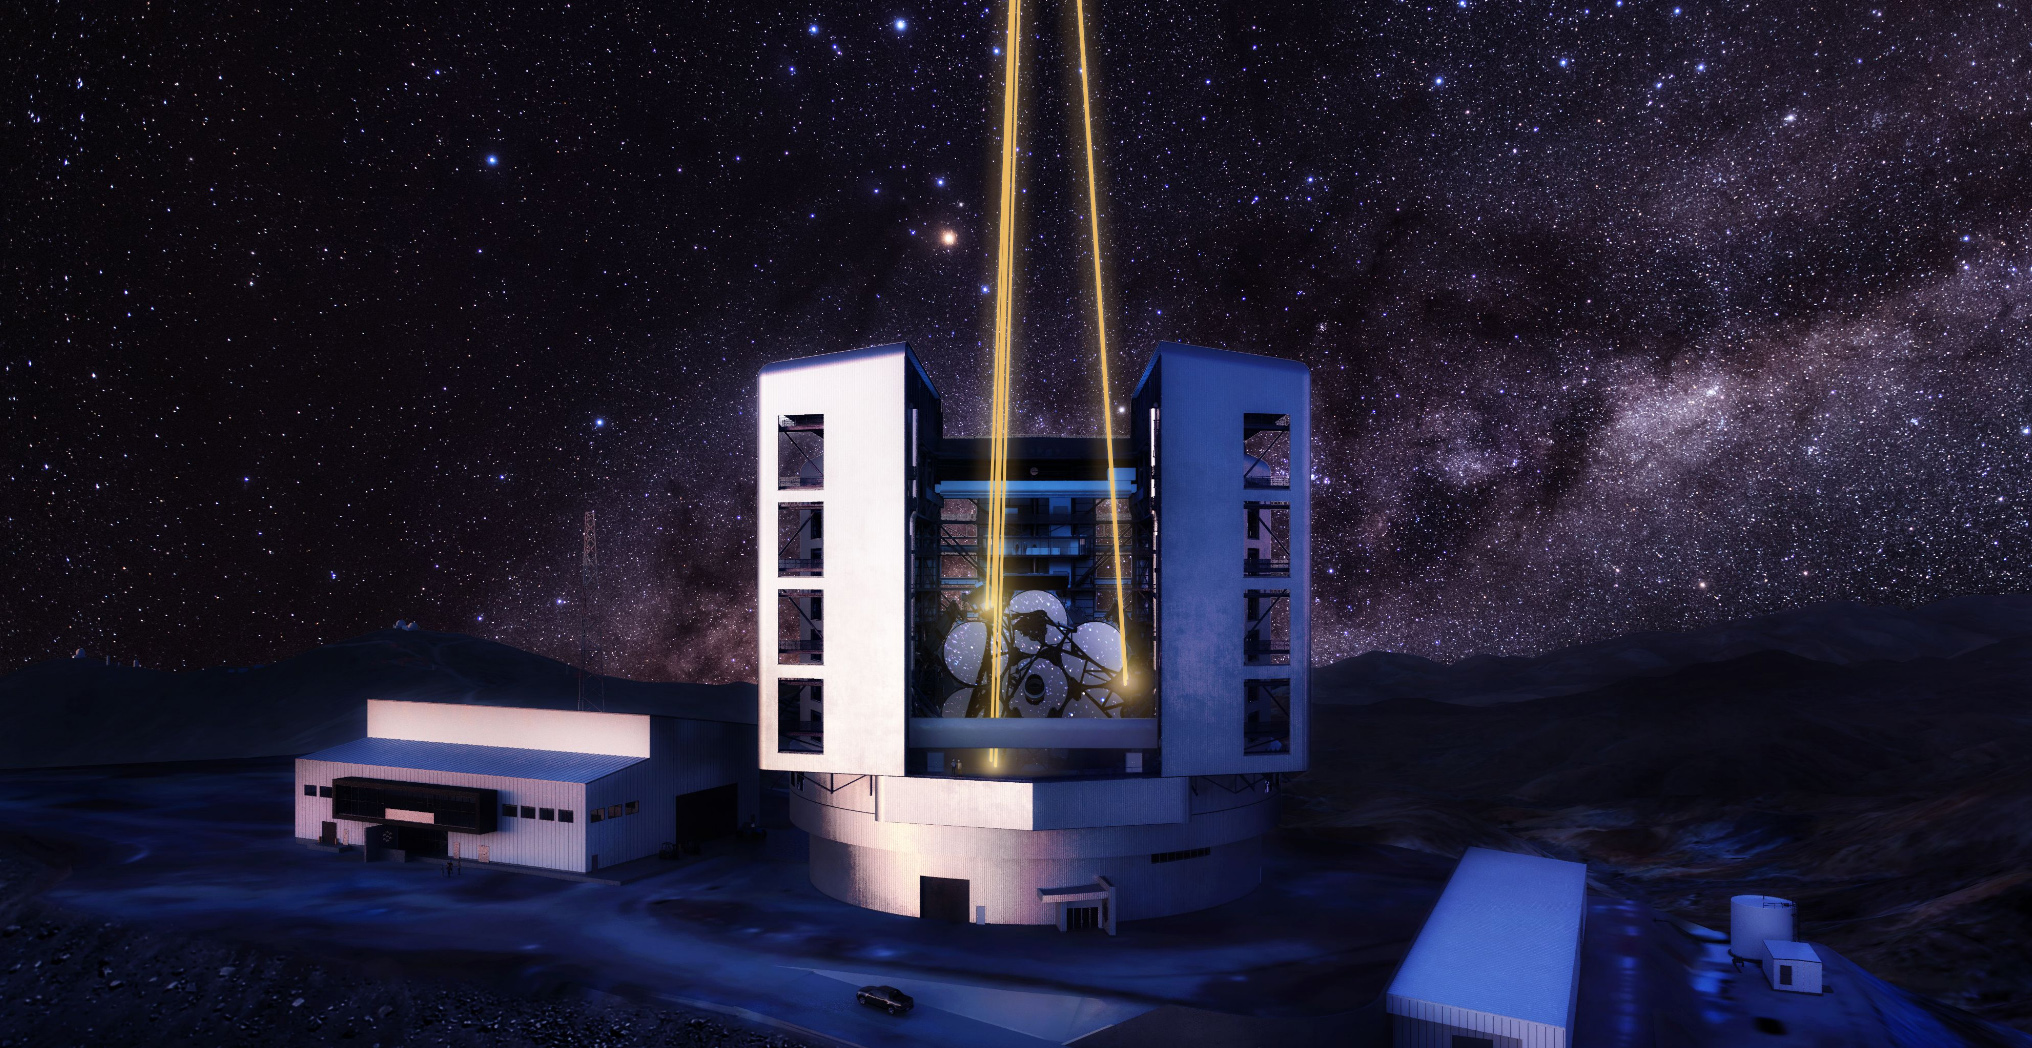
(757, 340, 1308, 928)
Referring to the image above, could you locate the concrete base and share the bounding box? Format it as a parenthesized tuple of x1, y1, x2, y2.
(791, 774, 1279, 925)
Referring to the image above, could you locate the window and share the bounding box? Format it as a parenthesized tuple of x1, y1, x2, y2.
(1245, 679, 1292, 754)
(1244, 590, 1290, 665)
(319, 785, 333, 798)
(1243, 503, 1290, 576)
(625, 801, 639, 816)
(608, 804, 624, 819)
(778, 679, 824, 753)
(520, 805, 536, 820)
(539, 808, 555, 821)
(1151, 847, 1210, 864)
(590, 809, 603, 823)
(778, 503, 824, 576)
(330, 777, 498, 834)
(558, 809, 573, 823)
(1451, 1038, 1495, 1048)
(778, 590, 823, 664)
(777, 413, 824, 489)
(1243, 413, 1291, 489)
(304, 784, 318, 797)
(501, 803, 517, 818)
(1779, 965, 1794, 986)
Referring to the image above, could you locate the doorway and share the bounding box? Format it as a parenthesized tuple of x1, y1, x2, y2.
(919, 876, 970, 922)
(673, 783, 739, 848)
(395, 825, 448, 859)
(1066, 905, 1102, 931)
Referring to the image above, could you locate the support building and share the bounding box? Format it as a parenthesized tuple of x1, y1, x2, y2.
(1386, 848, 1589, 1048)
(296, 698, 755, 874)
(757, 340, 1309, 926)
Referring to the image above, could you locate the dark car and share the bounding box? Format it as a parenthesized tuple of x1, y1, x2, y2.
(855, 984, 914, 1015)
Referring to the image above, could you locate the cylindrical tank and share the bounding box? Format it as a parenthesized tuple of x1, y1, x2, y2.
(1730, 895, 1795, 959)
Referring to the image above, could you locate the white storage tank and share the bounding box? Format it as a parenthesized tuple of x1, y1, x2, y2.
(1730, 895, 1795, 960)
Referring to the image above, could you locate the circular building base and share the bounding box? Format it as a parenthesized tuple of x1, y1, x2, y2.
(789, 774, 1279, 925)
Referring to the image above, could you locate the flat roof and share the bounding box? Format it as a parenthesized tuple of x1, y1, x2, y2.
(1386, 847, 1588, 1029)
(1765, 940, 1821, 963)
(301, 736, 644, 784)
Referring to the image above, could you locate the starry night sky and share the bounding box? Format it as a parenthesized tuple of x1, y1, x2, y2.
(9, 1, 2032, 682)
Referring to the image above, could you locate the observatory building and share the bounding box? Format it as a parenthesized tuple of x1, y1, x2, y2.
(756, 340, 1309, 927)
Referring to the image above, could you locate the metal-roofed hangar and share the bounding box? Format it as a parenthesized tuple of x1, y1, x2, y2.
(1386, 848, 1588, 1048)
(296, 699, 756, 874)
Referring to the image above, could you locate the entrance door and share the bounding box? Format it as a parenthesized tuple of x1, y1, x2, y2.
(395, 825, 448, 858)
(1067, 905, 1102, 931)
(919, 876, 970, 922)
(319, 821, 337, 846)
(673, 784, 739, 847)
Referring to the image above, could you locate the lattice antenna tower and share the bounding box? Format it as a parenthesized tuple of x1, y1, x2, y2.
(576, 509, 605, 712)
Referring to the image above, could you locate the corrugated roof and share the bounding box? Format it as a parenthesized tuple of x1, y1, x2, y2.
(301, 736, 644, 783)
(1387, 847, 1588, 1029)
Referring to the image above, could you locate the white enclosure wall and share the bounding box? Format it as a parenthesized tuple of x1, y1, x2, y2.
(295, 758, 591, 872)
(366, 700, 652, 756)
(1390, 1009, 1542, 1048)
(1137, 342, 1310, 777)
(757, 344, 922, 778)
(582, 717, 758, 870)
(789, 772, 1277, 923)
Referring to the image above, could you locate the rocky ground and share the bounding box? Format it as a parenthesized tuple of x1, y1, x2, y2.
(0, 835, 815, 1048)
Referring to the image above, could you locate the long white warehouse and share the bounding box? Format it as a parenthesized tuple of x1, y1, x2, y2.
(295, 698, 755, 874)
(1387, 847, 1589, 1048)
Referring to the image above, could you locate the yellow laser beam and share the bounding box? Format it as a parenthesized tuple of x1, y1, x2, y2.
(986, 0, 1025, 748)
(1071, 0, 1132, 687)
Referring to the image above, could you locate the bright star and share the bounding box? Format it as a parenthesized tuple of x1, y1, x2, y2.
(894, 18, 907, 31)
(594, 418, 605, 428)
(940, 230, 957, 246)
(485, 155, 497, 166)
(808, 24, 819, 34)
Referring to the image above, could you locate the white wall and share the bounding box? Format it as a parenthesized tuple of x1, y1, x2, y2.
(1388, 1001, 1560, 1048)
(367, 699, 651, 758)
(802, 815, 1265, 924)
(757, 345, 919, 777)
(1137, 343, 1310, 776)
(295, 757, 590, 872)
(794, 774, 1273, 859)
(582, 717, 759, 870)
(876, 775, 1188, 830)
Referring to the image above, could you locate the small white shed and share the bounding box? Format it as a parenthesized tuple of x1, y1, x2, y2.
(1386, 848, 1589, 1048)
(1763, 940, 1823, 994)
